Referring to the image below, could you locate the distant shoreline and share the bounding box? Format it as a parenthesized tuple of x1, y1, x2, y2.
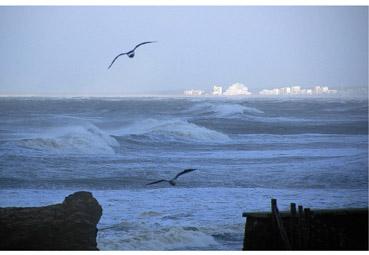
(0, 94, 367, 100)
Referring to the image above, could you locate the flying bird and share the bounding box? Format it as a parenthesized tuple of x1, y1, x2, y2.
(146, 168, 197, 186)
(108, 41, 157, 69)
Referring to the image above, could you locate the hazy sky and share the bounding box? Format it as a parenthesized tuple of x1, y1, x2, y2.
(0, 6, 367, 95)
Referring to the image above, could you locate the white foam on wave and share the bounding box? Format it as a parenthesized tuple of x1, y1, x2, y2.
(189, 102, 264, 117)
(186, 102, 319, 123)
(15, 123, 119, 155)
(98, 223, 218, 250)
(244, 115, 312, 123)
(113, 118, 230, 143)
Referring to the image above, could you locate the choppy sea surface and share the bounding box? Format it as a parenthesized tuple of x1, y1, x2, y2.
(0, 97, 367, 250)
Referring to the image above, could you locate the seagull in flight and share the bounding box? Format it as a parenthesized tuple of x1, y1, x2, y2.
(108, 41, 157, 69)
(146, 168, 197, 186)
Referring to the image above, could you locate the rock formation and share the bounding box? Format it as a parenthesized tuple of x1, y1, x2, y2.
(0, 191, 102, 250)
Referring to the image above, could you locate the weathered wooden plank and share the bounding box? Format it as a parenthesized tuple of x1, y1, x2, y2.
(271, 199, 292, 250)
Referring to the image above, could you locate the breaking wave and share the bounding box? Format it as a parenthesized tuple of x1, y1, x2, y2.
(14, 123, 119, 155)
(98, 223, 219, 250)
(112, 118, 230, 143)
(188, 102, 264, 117)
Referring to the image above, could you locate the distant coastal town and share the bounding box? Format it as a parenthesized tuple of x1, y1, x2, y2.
(184, 82, 337, 96)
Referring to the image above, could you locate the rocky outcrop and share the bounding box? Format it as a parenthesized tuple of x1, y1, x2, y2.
(0, 191, 102, 250)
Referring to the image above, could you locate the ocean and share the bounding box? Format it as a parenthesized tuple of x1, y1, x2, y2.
(0, 96, 367, 250)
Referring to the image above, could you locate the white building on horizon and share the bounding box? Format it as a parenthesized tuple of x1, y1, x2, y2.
(280, 87, 291, 94)
(259, 88, 280, 95)
(259, 85, 337, 96)
(184, 89, 205, 96)
(314, 86, 337, 94)
(212, 85, 223, 96)
(291, 86, 301, 94)
(223, 82, 251, 96)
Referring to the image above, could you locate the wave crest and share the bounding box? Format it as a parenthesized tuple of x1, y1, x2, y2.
(113, 118, 230, 143)
(189, 102, 264, 117)
(15, 123, 119, 155)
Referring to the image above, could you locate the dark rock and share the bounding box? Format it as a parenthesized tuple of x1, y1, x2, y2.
(0, 191, 103, 250)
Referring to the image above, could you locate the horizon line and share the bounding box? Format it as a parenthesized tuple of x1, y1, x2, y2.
(0, 92, 367, 99)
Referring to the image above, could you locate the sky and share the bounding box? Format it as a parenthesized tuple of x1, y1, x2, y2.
(0, 6, 367, 96)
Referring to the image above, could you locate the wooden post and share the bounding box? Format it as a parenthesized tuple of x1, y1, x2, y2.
(271, 199, 278, 248)
(271, 199, 291, 250)
(290, 203, 297, 216)
(289, 203, 297, 248)
(298, 205, 303, 215)
(297, 205, 304, 249)
(304, 208, 312, 249)
(271, 198, 277, 211)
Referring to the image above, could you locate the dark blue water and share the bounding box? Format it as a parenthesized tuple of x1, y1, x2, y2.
(0, 97, 367, 250)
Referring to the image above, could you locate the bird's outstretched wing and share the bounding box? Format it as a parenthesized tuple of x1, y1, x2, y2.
(146, 179, 168, 185)
(133, 41, 157, 51)
(108, 52, 127, 69)
(174, 168, 197, 180)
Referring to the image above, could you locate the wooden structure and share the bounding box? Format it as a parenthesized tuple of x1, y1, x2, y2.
(242, 199, 368, 250)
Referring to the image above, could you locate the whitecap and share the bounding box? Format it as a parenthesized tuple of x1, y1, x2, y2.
(188, 102, 264, 117)
(98, 224, 219, 250)
(14, 123, 119, 155)
(112, 118, 230, 143)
